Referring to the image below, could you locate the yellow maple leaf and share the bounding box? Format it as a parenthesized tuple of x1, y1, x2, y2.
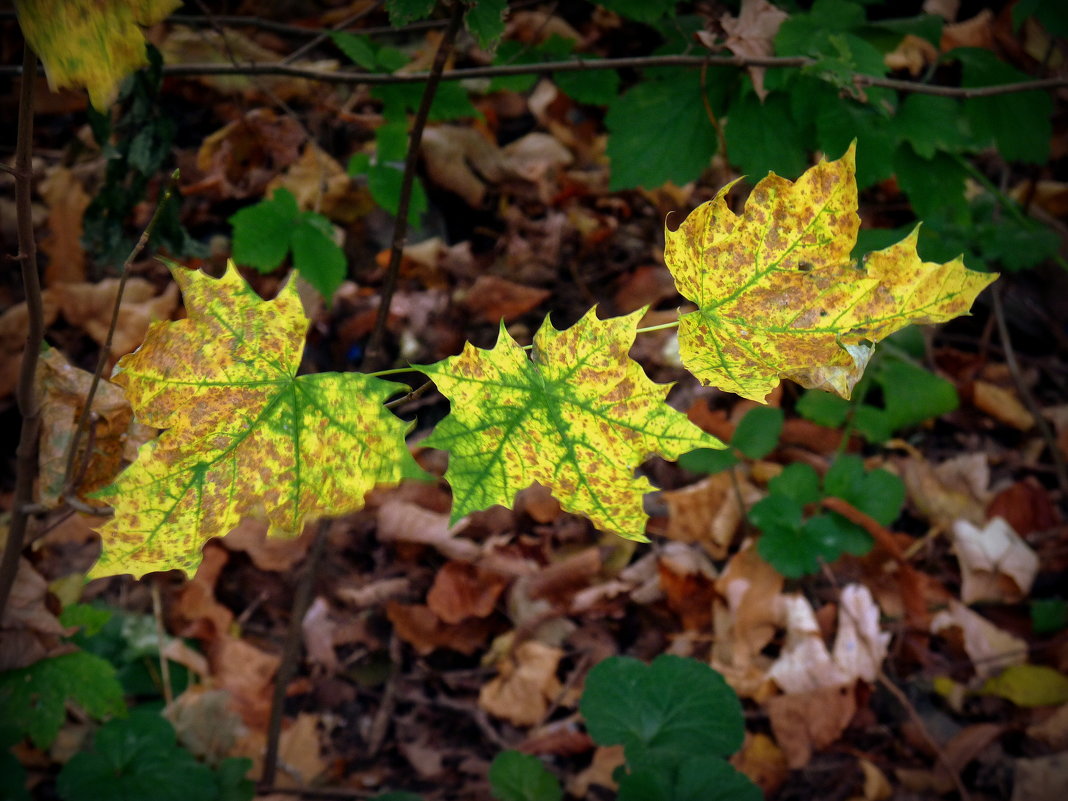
(418, 308, 725, 540)
(665, 143, 997, 402)
(16, 0, 180, 109)
(93, 261, 423, 578)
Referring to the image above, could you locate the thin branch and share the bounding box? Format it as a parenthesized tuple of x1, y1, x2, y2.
(261, 519, 331, 788)
(362, 1, 465, 371)
(60, 170, 180, 500)
(0, 44, 44, 624)
(991, 284, 1068, 498)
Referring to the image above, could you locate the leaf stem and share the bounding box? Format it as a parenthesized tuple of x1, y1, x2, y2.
(362, 1, 465, 371)
(634, 319, 681, 335)
(60, 170, 181, 501)
(364, 367, 418, 379)
(0, 44, 43, 624)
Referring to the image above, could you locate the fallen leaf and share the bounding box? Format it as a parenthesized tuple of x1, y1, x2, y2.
(376, 500, 481, 561)
(163, 687, 245, 764)
(567, 744, 624, 797)
(831, 584, 891, 684)
(233, 712, 329, 787)
(221, 518, 313, 573)
(897, 452, 989, 526)
(173, 543, 234, 640)
(768, 594, 850, 694)
(40, 166, 90, 284)
(460, 275, 551, 324)
(1011, 753, 1068, 801)
(0, 559, 67, 671)
(386, 602, 493, 655)
(941, 9, 995, 50)
(207, 635, 280, 729)
(857, 757, 893, 801)
(661, 472, 760, 559)
(266, 142, 365, 223)
(972, 380, 1035, 430)
(426, 561, 509, 623)
(302, 596, 339, 673)
(1027, 702, 1068, 749)
(718, 0, 789, 100)
(766, 683, 856, 768)
(884, 34, 939, 76)
(657, 543, 718, 631)
(952, 517, 1038, 604)
(479, 640, 564, 726)
(980, 664, 1068, 707)
(421, 126, 513, 207)
(931, 601, 1027, 679)
(731, 732, 789, 795)
(0, 294, 59, 397)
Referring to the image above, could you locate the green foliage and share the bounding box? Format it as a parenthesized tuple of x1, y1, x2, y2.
(229, 188, 346, 301)
(56, 711, 253, 801)
(489, 751, 563, 801)
(1032, 599, 1068, 635)
(680, 405, 785, 475)
(0, 651, 126, 750)
(750, 455, 905, 577)
(83, 45, 202, 266)
(596, 0, 676, 25)
(580, 655, 759, 800)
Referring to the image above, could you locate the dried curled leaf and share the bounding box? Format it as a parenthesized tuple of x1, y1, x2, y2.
(665, 143, 996, 402)
(93, 261, 422, 578)
(419, 308, 724, 540)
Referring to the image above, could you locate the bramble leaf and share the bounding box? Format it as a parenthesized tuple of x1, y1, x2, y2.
(418, 309, 724, 540)
(664, 143, 996, 402)
(15, 0, 181, 109)
(92, 261, 423, 578)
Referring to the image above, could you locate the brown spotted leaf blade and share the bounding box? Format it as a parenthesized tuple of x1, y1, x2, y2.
(16, 0, 181, 109)
(93, 261, 422, 578)
(418, 309, 724, 541)
(665, 143, 997, 402)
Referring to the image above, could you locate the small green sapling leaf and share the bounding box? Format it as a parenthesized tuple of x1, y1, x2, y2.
(489, 750, 562, 801)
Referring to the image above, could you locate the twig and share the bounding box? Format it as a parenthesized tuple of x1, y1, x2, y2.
(137, 58, 1068, 98)
(282, 1, 383, 64)
(152, 578, 174, 707)
(60, 170, 181, 501)
(261, 519, 331, 788)
(991, 284, 1068, 498)
(384, 379, 435, 410)
(362, 1, 465, 371)
(0, 44, 43, 624)
(366, 633, 402, 756)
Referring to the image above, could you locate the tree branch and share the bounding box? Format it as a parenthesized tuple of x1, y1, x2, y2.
(0, 44, 43, 623)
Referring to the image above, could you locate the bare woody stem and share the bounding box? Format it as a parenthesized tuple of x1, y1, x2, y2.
(0, 44, 43, 623)
(61, 170, 181, 500)
(362, 0, 465, 371)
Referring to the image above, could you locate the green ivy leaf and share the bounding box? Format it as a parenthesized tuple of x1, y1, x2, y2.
(0, 651, 126, 750)
(606, 70, 719, 190)
(488, 751, 562, 801)
(56, 711, 217, 801)
(464, 0, 507, 50)
(580, 655, 744, 767)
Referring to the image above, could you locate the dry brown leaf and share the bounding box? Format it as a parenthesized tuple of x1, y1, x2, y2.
(897, 452, 989, 526)
(831, 584, 891, 684)
(857, 757, 893, 801)
(658, 543, 717, 631)
(51, 277, 179, 359)
(266, 142, 366, 223)
(36, 347, 153, 506)
(884, 34, 939, 75)
(376, 500, 481, 561)
(479, 640, 563, 726)
(567, 745, 624, 797)
(661, 472, 760, 559)
(426, 560, 509, 623)
(767, 683, 856, 768)
(1011, 753, 1068, 801)
(731, 732, 789, 795)
(952, 517, 1038, 604)
(40, 165, 89, 284)
(173, 544, 234, 640)
(421, 126, 513, 207)
(164, 687, 245, 764)
(386, 601, 493, 655)
(718, 0, 789, 100)
(460, 275, 551, 324)
(0, 558, 67, 671)
(208, 635, 280, 729)
(0, 292, 60, 397)
(1027, 702, 1068, 749)
(931, 601, 1027, 679)
(221, 517, 312, 572)
(972, 379, 1035, 430)
(941, 9, 995, 50)
(234, 712, 329, 787)
(302, 596, 339, 673)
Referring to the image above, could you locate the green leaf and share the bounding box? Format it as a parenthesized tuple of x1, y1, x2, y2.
(57, 711, 217, 801)
(290, 218, 347, 302)
(824, 455, 904, 526)
(367, 164, 429, 225)
(596, 0, 675, 24)
(776, 0, 866, 56)
(229, 188, 299, 271)
(1013, 0, 1068, 36)
(769, 463, 821, 506)
(214, 758, 255, 801)
(1032, 599, 1068, 634)
(373, 82, 479, 122)
(556, 66, 621, 106)
(59, 603, 113, 637)
(385, 0, 436, 26)
(419, 309, 723, 539)
(956, 47, 1053, 164)
(725, 89, 809, 180)
(488, 751, 562, 801)
(618, 756, 763, 801)
(875, 357, 959, 433)
(93, 262, 424, 578)
(606, 71, 718, 190)
(464, 0, 507, 50)
(756, 516, 823, 577)
(580, 655, 745, 766)
(0, 651, 126, 750)
(815, 98, 897, 188)
(804, 512, 872, 558)
(892, 144, 969, 222)
(0, 750, 30, 801)
(892, 94, 972, 159)
(732, 405, 784, 460)
(796, 389, 850, 429)
(331, 32, 377, 70)
(980, 665, 1068, 707)
(678, 447, 739, 475)
(371, 794, 424, 801)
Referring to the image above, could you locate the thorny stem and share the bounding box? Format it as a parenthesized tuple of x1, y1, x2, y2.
(60, 170, 181, 501)
(261, 519, 331, 788)
(0, 44, 43, 623)
(362, 1, 465, 371)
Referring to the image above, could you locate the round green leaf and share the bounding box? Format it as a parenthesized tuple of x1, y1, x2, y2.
(488, 750, 562, 801)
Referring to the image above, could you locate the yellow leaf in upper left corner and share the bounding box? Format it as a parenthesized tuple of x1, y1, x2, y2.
(15, 0, 181, 109)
